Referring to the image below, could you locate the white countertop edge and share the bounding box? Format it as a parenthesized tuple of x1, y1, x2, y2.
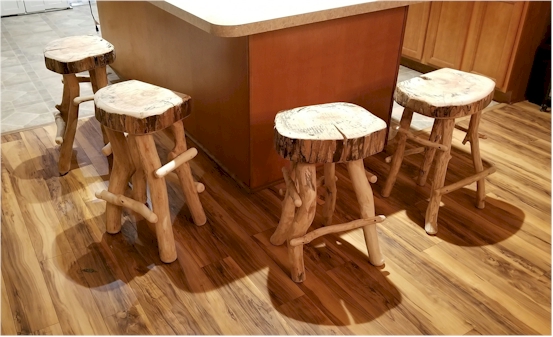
(146, 0, 417, 37)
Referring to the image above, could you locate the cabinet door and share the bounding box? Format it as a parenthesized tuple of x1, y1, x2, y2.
(460, 1, 525, 89)
(422, 2, 475, 69)
(402, 2, 431, 61)
(23, 1, 47, 13)
(1, 0, 25, 16)
(43, 0, 70, 10)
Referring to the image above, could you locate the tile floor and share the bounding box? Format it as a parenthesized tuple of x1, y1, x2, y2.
(0, 3, 495, 135)
(1, 2, 120, 133)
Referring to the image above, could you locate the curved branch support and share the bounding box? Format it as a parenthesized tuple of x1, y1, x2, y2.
(287, 163, 317, 282)
(347, 159, 384, 266)
(96, 190, 158, 223)
(167, 121, 206, 226)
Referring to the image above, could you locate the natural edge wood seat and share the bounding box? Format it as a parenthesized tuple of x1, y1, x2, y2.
(94, 80, 206, 263)
(274, 102, 388, 163)
(94, 80, 191, 134)
(44, 35, 115, 74)
(44, 35, 115, 175)
(382, 68, 496, 235)
(272, 102, 386, 283)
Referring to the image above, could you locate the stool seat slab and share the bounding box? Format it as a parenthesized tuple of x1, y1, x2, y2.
(44, 35, 115, 74)
(274, 102, 387, 163)
(95, 80, 191, 134)
(395, 68, 495, 119)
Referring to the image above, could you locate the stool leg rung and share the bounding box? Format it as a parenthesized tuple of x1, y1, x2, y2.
(166, 172, 205, 193)
(96, 190, 158, 223)
(289, 216, 385, 247)
(398, 128, 450, 151)
(435, 165, 496, 197)
(385, 146, 425, 163)
(53, 112, 65, 145)
(155, 148, 198, 178)
(72, 94, 94, 106)
(365, 169, 378, 183)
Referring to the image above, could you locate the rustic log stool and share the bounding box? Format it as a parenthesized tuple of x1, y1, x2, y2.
(272, 102, 387, 283)
(44, 35, 116, 175)
(381, 68, 497, 235)
(94, 80, 207, 263)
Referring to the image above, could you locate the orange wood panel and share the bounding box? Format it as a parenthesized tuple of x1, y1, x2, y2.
(248, 7, 408, 188)
(97, 1, 251, 185)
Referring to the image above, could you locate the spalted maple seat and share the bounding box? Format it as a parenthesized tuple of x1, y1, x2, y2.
(44, 35, 116, 175)
(95, 80, 191, 134)
(272, 102, 387, 283)
(274, 102, 387, 163)
(44, 35, 116, 74)
(94, 80, 206, 264)
(382, 68, 497, 235)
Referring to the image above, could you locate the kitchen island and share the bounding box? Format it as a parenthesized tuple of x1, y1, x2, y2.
(97, 1, 412, 190)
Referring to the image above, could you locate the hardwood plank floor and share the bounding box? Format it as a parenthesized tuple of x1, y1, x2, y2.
(1, 101, 550, 335)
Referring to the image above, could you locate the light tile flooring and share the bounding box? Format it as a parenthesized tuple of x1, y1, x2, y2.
(1, 3, 120, 133)
(0, 3, 496, 134)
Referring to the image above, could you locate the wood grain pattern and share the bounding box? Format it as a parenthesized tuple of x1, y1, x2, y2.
(1, 169, 59, 334)
(0, 101, 550, 335)
(40, 253, 110, 335)
(44, 35, 115, 75)
(1, 274, 17, 335)
(95, 80, 191, 134)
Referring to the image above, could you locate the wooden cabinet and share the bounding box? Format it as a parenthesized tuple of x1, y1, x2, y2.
(422, 2, 475, 69)
(402, 1, 551, 103)
(402, 2, 431, 61)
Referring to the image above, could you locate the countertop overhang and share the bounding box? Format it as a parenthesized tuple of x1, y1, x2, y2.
(146, 0, 417, 37)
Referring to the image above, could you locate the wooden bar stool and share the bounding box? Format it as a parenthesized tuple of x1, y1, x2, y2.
(381, 68, 497, 235)
(271, 102, 387, 283)
(44, 35, 115, 175)
(94, 80, 207, 263)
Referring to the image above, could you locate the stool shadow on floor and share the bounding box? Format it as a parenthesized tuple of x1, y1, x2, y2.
(364, 137, 525, 248)
(54, 177, 404, 331)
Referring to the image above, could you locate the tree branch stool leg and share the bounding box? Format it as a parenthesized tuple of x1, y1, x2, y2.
(104, 128, 134, 234)
(89, 66, 110, 146)
(127, 135, 147, 205)
(424, 119, 455, 235)
(347, 159, 384, 266)
(135, 134, 177, 263)
(322, 163, 337, 227)
(58, 74, 80, 176)
(382, 108, 414, 197)
(55, 73, 70, 124)
(288, 163, 317, 283)
(168, 121, 207, 226)
(417, 119, 442, 186)
(467, 111, 486, 209)
(271, 162, 298, 246)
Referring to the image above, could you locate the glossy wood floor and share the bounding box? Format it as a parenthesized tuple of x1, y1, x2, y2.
(1, 101, 550, 335)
